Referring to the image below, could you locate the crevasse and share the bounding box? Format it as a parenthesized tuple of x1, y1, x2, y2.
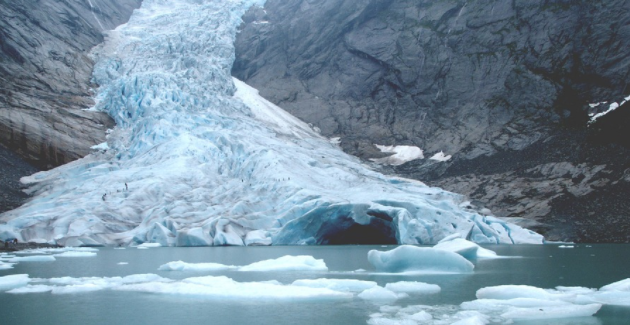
(0, 0, 543, 246)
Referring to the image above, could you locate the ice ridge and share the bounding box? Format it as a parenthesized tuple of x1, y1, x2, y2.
(0, 0, 542, 246)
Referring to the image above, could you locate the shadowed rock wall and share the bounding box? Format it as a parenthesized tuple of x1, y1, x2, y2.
(234, 0, 630, 242)
(0, 0, 141, 169)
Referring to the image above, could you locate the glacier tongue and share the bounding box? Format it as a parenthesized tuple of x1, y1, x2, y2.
(0, 0, 543, 246)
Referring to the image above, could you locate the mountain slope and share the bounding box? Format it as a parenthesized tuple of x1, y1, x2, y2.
(0, 0, 541, 247)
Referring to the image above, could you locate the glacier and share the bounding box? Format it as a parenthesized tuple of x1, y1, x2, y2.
(0, 0, 543, 247)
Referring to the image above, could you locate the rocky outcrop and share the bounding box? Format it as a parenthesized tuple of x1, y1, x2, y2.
(0, 144, 37, 214)
(0, 0, 141, 169)
(234, 0, 630, 242)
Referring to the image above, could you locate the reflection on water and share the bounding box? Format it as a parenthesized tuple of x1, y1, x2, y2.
(0, 244, 629, 325)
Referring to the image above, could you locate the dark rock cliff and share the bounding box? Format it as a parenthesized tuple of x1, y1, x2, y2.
(0, 0, 140, 211)
(234, 0, 630, 242)
(0, 0, 141, 170)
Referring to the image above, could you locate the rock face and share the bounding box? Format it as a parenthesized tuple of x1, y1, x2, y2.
(0, 144, 38, 214)
(0, 0, 141, 170)
(233, 0, 630, 242)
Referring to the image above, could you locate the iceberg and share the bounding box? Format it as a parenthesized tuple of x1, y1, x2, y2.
(368, 245, 474, 273)
(0, 0, 543, 246)
(433, 237, 498, 259)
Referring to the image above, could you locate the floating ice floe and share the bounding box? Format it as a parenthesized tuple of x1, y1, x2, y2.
(0, 0, 543, 247)
(367, 305, 489, 325)
(158, 260, 236, 272)
(54, 251, 97, 257)
(292, 278, 378, 292)
(2, 255, 56, 262)
(159, 255, 328, 272)
(239, 255, 327, 272)
(358, 286, 407, 303)
(384, 281, 441, 294)
(0, 274, 31, 291)
(117, 275, 353, 301)
(368, 245, 474, 274)
(433, 236, 499, 259)
(6, 273, 170, 294)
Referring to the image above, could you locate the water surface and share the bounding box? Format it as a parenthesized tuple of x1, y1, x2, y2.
(1, 244, 629, 325)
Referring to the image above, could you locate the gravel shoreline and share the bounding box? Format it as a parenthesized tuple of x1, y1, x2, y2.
(0, 242, 62, 253)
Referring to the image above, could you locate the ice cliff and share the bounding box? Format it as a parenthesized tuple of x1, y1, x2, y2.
(0, 0, 542, 247)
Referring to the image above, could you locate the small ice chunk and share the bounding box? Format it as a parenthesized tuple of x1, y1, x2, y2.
(239, 255, 328, 272)
(118, 262, 129, 265)
(7, 285, 53, 294)
(462, 298, 572, 311)
(408, 311, 433, 322)
(476, 285, 558, 300)
(368, 245, 474, 273)
(358, 286, 404, 302)
(384, 281, 441, 294)
(501, 304, 602, 320)
(0, 274, 31, 291)
(54, 251, 97, 257)
(52, 283, 105, 294)
(292, 278, 377, 292)
(158, 260, 235, 272)
(558, 245, 574, 248)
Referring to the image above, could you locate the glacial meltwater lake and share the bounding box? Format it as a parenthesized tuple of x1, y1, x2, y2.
(1, 244, 630, 325)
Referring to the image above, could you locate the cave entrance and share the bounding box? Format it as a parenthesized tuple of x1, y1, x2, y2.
(320, 217, 398, 245)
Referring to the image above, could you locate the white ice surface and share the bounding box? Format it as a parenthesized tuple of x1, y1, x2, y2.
(370, 145, 424, 166)
(384, 281, 441, 294)
(159, 255, 327, 273)
(0, 0, 542, 247)
(117, 275, 353, 301)
(3, 255, 56, 262)
(0, 261, 14, 270)
(588, 94, 629, 124)
(292, 278, 377, 292)
(368, 245, 474, 273)
(433, 238, 498, 259)
(429, 151, 452, 162)
(54, 251, 97, 257)
(158, 260, 235, 272)
(358, 286, 406, 303)
(239, 255, 328, 272)
(0, 274, 30, 291)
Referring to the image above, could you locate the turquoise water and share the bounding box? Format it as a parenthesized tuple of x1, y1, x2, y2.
(1, 245, 630, 325)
